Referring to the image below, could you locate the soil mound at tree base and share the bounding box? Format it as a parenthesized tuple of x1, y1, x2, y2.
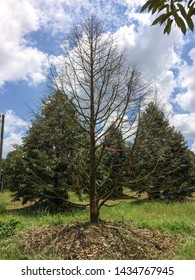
(21, 221, 180, 259)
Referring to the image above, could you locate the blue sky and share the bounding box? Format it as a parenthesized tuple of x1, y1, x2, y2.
(0, 0, 195, 157)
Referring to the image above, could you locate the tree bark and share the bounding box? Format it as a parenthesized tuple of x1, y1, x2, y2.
(89, 31, 99, 224)
(90, 196, 99, 223)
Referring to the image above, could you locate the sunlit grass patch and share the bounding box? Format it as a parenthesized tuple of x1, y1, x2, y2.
(173, 237, 195, 260)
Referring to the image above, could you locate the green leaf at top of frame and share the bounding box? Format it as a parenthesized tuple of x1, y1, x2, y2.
(151, 12, 172, 26)
(164, 18, 173, 35)
(140, 0, 151, 12)
(177, 3, 188, 20)
(188, 5, 195, 17)
(174, 13, 187, 34)
(187, 17, 194, 31)
(151, 13, 168, 25)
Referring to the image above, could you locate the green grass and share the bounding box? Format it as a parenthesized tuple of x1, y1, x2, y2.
(0, 191, 88, 228)
(100, 201, 195, 234)
(0, 191, 195, 259)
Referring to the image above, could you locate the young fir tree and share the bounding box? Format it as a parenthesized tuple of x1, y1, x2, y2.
(4, 91, 84, 208)
(131, 102, 195, 201)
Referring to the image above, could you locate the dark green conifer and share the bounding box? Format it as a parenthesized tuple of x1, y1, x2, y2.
(131, 102, 195, 201)
(4, 91, 84, 208)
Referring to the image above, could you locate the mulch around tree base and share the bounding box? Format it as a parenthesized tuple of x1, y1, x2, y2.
(21, 221, 181, 260)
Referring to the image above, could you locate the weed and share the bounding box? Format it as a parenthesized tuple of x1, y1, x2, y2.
(174, 237, 195, 260)
(0, 219, 20, 238)
(0, 238, 27, 260)
(0, 203, 6, 214)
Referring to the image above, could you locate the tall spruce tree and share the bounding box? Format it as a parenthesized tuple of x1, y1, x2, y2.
(131, 102, 195, 201)
(4, 91, 85, 208)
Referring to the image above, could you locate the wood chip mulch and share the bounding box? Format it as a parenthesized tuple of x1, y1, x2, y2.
(20, 221, 181, 260)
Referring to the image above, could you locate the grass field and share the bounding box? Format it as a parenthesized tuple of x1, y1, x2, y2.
(0, 191, 194, 259)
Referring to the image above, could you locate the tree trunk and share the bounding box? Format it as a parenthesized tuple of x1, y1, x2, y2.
(88, 35, 99, 224)
(90, 196, 99, 223)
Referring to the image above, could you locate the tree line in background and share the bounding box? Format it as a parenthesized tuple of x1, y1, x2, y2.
(3, 92, 195, 208)
(2, 18, 195, 223)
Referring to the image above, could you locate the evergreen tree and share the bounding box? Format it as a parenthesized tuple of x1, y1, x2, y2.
(131, 102, 195, 201)
(3, 146, 30, 201)
(4, 91, 84, 208)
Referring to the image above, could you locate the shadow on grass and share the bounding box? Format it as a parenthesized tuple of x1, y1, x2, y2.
(5, 201, 87, 217)
(131, 198, 160, 205)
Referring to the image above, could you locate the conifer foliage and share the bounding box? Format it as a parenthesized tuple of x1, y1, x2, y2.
(131, 102, 195, 201)
(4, 91, 83, 207)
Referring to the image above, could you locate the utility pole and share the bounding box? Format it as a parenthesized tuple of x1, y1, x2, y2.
(0, 114, 5, 193)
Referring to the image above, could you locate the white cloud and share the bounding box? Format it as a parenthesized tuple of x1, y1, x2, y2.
(31, 0, 128, 33)
(123, 0, 146, 10)
(175, 48, 195, 112)
(4, 110, 27, 134)
(0, 0, 131, 87)
(0, 0, 47, 87)
(171, 113, 195, 140)
(3, 132, 25, 158)
(191, 141, 195, 153)
(115, 14, 184, 108)
(0, 0, 184, 91)
(2, 110, 28, 157)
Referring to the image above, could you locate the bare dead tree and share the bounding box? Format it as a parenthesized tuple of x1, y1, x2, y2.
(50, 17, 152, 223)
